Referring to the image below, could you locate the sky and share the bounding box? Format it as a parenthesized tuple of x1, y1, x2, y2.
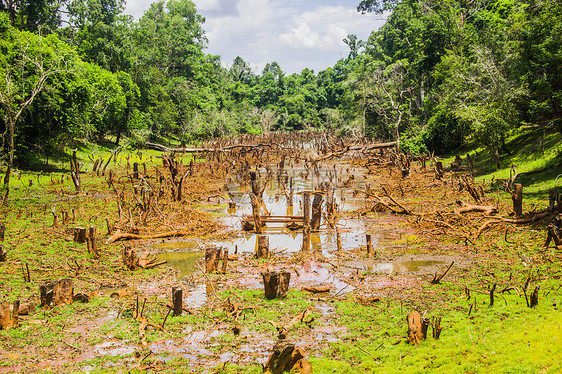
(124, 0, 387, 75)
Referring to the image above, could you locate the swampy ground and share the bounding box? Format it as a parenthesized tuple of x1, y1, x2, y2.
(0, 131, 561, 373)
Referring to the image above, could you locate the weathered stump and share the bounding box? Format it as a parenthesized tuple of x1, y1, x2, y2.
(73, 227, 87, 243)
(512, 183, 523, 218)
(205, 247, 221, 273)
(221, 249, 229, 274)
(40, 279, 73, 309)
(366, 234, 372, 256)
(172, 287, 183, 316)
(549, 189, 559, 213)
(263, 340, 307, 374)
(133, 162, 139, 179)
(0, 301, 20, 330)
(302, 227, 310, 251)
(303, 192, 311, 229)
(262, 271, 291, 299)
(407, 311, 423, 345)
(53, 278, 74, 305)
(432, 316, 442, 339)
(336, 228, 342, 252)
(435, 161, 444, 180)
(310, 193, 323, 231)
(256, 236, 269, 258)
(122, 246, 138, 270)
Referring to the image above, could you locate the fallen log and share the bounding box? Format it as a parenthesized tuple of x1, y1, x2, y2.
(146, 142, 276, 153)
(106, 229, 189, 244)
(454, 202, 497, 215)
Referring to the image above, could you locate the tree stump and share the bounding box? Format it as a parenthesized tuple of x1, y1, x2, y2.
(263, 340, 306, 374)
(336, 228, 342, 252)
(40, 282, 55, 308)
(73, 227, 87, 243)
(512, 183, 523, 218)
(0, 301, 19, 330)
(435, 161, 444, 180)
(256, 235, 269, 258)
(262, 271, 291, 299)
(40, 279, 74, 308)
(432, 316, 442, 339)
(530, 286, 540, 308)
(53, 278, 74, 305)
(310, 193, 323, 231)
(122, 246, 138, 270)
(205, 247, 221, 273)
(407, 311, 424, 345)
(172, 287, 183, 317)
(303, 192, 311, 229)
(549, 189, 559, 213)
(302, 227, 310, 251)
(133, 162, 139, 179)
(366, 234, 372, 256)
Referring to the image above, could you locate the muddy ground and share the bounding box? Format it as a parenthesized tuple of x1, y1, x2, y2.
(0, 136, 559, 373)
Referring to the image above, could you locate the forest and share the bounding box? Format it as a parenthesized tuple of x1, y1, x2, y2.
(0, 0, 561, 373)
(1, 0, 560, 166)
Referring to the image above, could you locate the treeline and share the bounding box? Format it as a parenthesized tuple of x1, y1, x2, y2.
(0, 0, 561, 168)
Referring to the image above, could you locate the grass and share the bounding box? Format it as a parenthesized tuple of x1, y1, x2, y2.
(1, 129, 561, 373)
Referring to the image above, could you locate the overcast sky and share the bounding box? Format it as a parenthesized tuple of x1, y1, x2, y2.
(125, 0, 387, 75)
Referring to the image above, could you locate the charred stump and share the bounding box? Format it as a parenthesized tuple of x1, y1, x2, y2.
(172, 287, 183, 317)
(262, 271, 291, 299)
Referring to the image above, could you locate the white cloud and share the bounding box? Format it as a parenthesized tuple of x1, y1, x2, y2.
(125, 0, 386, 74)
(279, 6, 370, 52)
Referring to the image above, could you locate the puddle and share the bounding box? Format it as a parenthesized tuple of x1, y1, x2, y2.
(152, 241, 198, 251)
(348, 259, 446, 274)
(209, 218, 370, 257)
(296, 261, 353, 295)
(221, 166, 368, 229)
(156, 251, 203, 277)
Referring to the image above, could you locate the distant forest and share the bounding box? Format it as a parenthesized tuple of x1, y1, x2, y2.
(1, 0, 560, 164)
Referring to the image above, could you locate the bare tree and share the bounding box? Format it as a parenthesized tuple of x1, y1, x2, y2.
(0, 33, 68, 203)
(367, 62, 415, 152)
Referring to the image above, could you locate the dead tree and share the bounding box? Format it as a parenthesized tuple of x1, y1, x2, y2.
(172, 287, 183, 316)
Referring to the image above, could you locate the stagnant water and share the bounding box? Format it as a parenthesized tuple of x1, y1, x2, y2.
(153, 163, 446, 306)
